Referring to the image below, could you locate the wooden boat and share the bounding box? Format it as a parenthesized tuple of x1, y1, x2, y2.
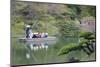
(19, 37, 57, 42)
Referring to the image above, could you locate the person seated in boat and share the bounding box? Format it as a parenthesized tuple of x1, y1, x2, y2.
(32, 32, 48, 38)
(41, 33, 48, 38)
(32, 33, 38, 38)
(32, 34, 37, 38)
(44, 33, 48, 37)
(32, 32, 41, 38)
(37, 33, 41, 38)
(41, 33, 45, 38)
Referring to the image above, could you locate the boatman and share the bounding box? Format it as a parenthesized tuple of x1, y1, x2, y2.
(25, 25, 33, 38)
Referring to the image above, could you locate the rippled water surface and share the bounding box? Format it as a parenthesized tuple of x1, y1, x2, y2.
(11, 37, 95, 65)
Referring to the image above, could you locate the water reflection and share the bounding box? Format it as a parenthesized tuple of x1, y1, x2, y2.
(68, 57, 80, 62)
(26, 53, 30, 59)
(12, 38, 95, 65)
(27, 43, 49, 51)
(24, 40, 57, 59)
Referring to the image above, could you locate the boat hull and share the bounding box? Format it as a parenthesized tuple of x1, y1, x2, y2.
(19, 37, 57, 42)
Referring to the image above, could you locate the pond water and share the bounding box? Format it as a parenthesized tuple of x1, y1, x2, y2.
(11, 37, 95, 66)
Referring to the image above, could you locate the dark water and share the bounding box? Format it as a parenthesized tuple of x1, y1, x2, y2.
(11, 37, 95, 65)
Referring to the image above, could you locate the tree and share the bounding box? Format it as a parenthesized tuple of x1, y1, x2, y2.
(58, 32, 95, 56)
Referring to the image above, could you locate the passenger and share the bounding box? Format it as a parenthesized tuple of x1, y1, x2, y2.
(32, 33, 38, 38)
(38, 33, 41, 38)
(32, 32, 48, 38)
(45, 33, 48, 37)
(32, 34, 37, 38)
(41, 33, 45, 38)
(36, 34, 39, 38)
(36, 33, 39, 38)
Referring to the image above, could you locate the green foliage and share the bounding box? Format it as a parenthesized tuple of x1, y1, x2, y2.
(79, 32, 95, 39)
(58, 32, 95, 56)
(79, 39, 89, 46)
(56, 20, 79, 38)
(80, 6, 96, 17)
(11, 1, 96, 64)
(11, 1, 96, 37)
(79, 32, 95, 46)
(79, 32, 93, 37)
(58, 43, 80, 56)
